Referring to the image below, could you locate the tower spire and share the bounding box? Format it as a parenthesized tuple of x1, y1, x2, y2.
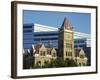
(48, 40, 52, 48)
(61, 17, 72, 30)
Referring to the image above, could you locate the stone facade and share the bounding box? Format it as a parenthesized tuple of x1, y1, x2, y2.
(32, 44, 57, 66)
(58, 17, 74, 60)
(75, 48, 88, 66)
(58, 17, 87, 66)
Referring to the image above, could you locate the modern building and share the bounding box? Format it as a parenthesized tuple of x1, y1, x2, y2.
(34, 31, 58, 48)
(23, 24, 34, 49)
(23, 23, 91, 49)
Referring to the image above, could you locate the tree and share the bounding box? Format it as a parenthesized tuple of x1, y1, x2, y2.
(23, 53, 33, 69)
(33, 62, 41, 68)
(64, 58, 78, 67)
(32, 58, 78, 68)
(42, 61, 51, 68)
(55, 58, 65, 67)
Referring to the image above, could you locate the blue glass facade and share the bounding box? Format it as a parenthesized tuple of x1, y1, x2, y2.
(34, 31, 58, 48)
(74, 38, 87, 48)
(23, 24, 34, 49)
(23, 24, 89, 49)
(23, 24, 58, 49)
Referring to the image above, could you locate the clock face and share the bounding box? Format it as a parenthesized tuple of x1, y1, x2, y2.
(66, 32, 72, 40)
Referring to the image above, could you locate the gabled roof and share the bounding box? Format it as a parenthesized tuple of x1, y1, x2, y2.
(47, 48, 52, 55)
(61, 17, 72, 30)
(74, 48, 81, 57)
(75, 48, 86, 57)
(34, 44, 42, 53)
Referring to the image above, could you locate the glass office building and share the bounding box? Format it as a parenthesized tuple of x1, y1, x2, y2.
(23, 24, 34, 49)
(23, 23, 91, 49)
(34, 31, 58, 48)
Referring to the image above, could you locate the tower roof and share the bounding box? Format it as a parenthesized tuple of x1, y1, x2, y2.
(61, 17, 72, 30)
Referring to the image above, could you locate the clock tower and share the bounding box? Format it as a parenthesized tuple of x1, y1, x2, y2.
(58, 17, 74, 60)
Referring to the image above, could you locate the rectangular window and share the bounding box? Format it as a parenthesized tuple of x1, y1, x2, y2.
(68, 52, 70, 56)
(40, 51, 42, 56)
(70, 52, 72, 56)
(53, 53, 56, 57)
(67, 52, 72, 56)
(40, 51, 45, 56)
(43, 51, 45, 56)
(66, 52, 67, 56)
(66, 43, 72, 48)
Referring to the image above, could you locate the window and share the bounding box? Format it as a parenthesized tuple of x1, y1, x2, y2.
(40, 51, 42, 56)
(67, 52, 72, 56)
(70, 52, 72, 56)
(66, 43, 72, 48)
(66, 52, 67, 56)
(23, 30, 32, 32)
(40, 51, 46, 56)
(43, 51, 45, 56)
(34, 32, 58, 36)
(68, 52, 69, 56)
(53, 53, 56, 57)
(37, 61, 41, 66)
(79, 63, 81, 66)
(23, 25, 32, 28)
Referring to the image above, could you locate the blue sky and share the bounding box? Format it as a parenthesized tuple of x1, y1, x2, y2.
(23, 10, 91, 34)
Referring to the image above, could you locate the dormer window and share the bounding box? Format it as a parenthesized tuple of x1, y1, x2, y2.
(52, 52, 56, 57)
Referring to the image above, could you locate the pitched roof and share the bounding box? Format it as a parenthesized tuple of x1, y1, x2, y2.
(74, 48, 81, 57)
(47, 48, 52, 55)
(34, 44, 42, 53)
(61, 17, 72, 30)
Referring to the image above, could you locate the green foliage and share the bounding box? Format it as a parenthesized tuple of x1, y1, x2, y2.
(42, 61, 51, 68)
(32, 58, 78, 68)
(55, 58, 65, 67)
(64, 58, 78, 67)
(33, 62, 41, 68)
